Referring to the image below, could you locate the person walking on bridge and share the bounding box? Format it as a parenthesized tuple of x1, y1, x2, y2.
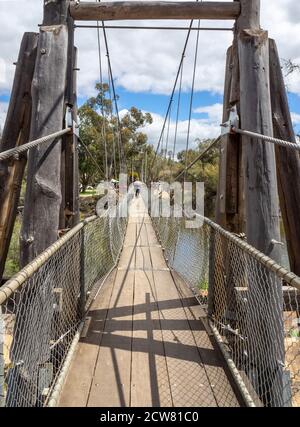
(133, 179, 142, 198)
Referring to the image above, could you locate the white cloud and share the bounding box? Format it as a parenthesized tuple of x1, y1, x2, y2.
(143, 107, 221, 155)
(118, 109, 129, 119)
(1, 0, 300, 98)
(193, 103, 223, 122)
(1, 0, 300, 141)
(76, 18, 231, 97)
(0, 58, 6, 84)
(0, 101, 8, 132)
(291, 112, 300, 125)
(0, 1, 42, 93)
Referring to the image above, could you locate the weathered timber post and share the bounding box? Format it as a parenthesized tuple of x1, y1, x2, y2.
(214, 7, 244, 360)
(0, 33, 38, 279)
(64, 44, 80, 229)
(0, 309, 4, 407)
(60, 13, 80, 230)
(237, 2, 280, 260)
(69, 1, 241, 21)
(20, 1, 69, 266)
(216, 44, 243, 233)
(215, 46, 242, 341)
(236, 0, 285, 407)
(6, 1, 71, 408)
(269, 39, 300, 276)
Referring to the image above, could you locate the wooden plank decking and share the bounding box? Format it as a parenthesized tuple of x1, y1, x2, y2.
(58, 198, 241, 407)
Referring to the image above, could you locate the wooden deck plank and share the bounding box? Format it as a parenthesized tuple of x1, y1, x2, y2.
(135, 246, 152, 270)
(123, 223, 137, 246)
(149, 246, 168, 270)
(131, 269, 172, 407)
(117, 246, 136, 270)
(57, 197, 240, 408)
(170, 271, 241, 407)
(136, 223, 148, 247)
(87, 270, 135, 407)
(58, 269, 117, 407)
(151, 269, 218, 407)
(145, 223, 159, 245)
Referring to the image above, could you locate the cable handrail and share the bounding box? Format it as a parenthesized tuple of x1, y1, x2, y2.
(0, 128, 71, 162)
(233, 127, 300, 151)
(179, 209, 300, 291)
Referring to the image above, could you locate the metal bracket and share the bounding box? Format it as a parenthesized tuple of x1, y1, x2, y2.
(65, 107, 73, 129)
(220, 105, 239, 135)
(65, 107, 79, 137)
(73, 121, 80, 138)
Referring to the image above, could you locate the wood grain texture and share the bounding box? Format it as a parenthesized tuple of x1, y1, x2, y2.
(43, 0, 70, 26)
(269, 38, 300, 275)
(238, 29, 281, 261)
(238, 31, 285, 407)
(70, 1, 241, 21)
(64, 46, 80, 229)
(0, 33, 38, 278)
(171, 270, 241, 407)
(58, 270, 117, 407)
(58, 198, 239, 407)
(216, 43, 243, 234)
(235, 0, 260, 31)
(87, 270, 134, 407)
(20, 24, 69, 266)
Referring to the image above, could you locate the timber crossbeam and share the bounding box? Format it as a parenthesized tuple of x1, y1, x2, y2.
(69, 1, 241, 21)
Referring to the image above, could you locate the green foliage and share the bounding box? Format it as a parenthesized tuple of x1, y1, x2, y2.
(78, 83, 153, 189)
(129, 171, 139, 182)
(4, 216, 21, 277)
(176, 139, 220, 217)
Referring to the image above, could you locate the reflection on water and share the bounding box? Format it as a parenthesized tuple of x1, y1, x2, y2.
(175, 223, 291, 274)
(280, 220, 290, 270)
(281, 236, 290, 270)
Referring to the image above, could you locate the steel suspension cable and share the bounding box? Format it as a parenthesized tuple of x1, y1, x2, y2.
(184, 19, 201, 182)
(149, 23, 196, 179)
(165, 101, 172, 159)
(175, 134, 222, 181)
(149, 0, 203, 181)
(107, 57, 119, 178)
(96, 6, 109, 181)
(75, 24, 234, 32)
(101, 24, 127, 173)
(0, 128, 71, 162)
(78, 136, 105, 178)
(172, 61, 184, 163)
(233, 128, 300, 151)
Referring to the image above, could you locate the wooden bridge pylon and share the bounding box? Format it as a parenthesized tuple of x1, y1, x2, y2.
(0, 0, 299, 274)
(0, 0, 300, 408)
(0, 2, 300, 406)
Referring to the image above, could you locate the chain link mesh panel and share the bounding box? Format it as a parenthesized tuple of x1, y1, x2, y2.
(151, 214, 300, 407)
(0, 204, 127, 407)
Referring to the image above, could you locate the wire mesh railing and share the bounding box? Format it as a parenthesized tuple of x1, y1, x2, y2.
(152, 214, 300, 407)
(0, 202, 128, 407)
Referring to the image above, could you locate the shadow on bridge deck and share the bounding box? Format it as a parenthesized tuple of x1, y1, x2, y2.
(58, 198, 242, 407)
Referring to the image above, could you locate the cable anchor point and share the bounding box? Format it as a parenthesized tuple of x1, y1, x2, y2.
(220, 105, 239, 136)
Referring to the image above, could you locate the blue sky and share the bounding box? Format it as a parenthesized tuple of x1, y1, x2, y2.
(79, 87, 300, 135)
(2, 84, 300, 124)
(2, 86, 300, 150)
(1, 0, 300, 147)
(78, 88, 223, 120)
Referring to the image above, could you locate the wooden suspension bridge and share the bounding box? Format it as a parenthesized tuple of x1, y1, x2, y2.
(57, 198, 241, 407)
(0, 0, 300, 408)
